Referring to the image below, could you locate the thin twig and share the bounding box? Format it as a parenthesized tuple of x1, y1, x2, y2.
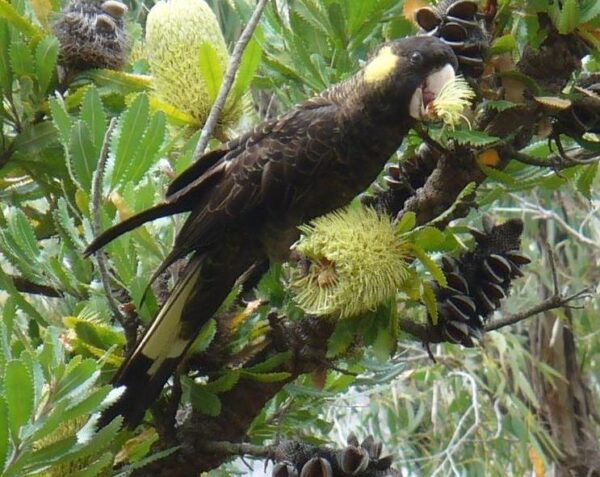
(507, 145, 600, 169)
(485, 288, 591, 331)
(199, 440, 275, 458)
(91, 117, 123, 321)
(542, 238, 560, 296)
(192, 0, 269, 161)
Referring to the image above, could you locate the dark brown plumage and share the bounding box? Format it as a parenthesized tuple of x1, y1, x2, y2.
(86, 36, 458, 427)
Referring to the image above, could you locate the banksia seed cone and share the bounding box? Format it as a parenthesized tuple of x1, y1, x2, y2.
(270, 435, 399, 477)
(53, 0, 130, 72)
(291, 207, 412, 319)
(361, 142, 441, 217)
(273, 462, 300, 477)
(145, 0, 242, 127)
(432, 218, 530, 347)
(415, 0, 488, 78)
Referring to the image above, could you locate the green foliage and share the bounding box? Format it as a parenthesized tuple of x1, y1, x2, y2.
(0, 0, 599, 475)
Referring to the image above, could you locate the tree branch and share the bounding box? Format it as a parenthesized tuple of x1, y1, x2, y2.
(91, 118, 121, 318)
(485, 289, 591, 331)
(507, 145, 600, 169)
(192, 0, 269, 161)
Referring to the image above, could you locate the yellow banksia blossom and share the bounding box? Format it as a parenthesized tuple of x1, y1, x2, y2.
(290, 207, 412, 319)
(145, 0, 242, 127)
(427, 75, 475, 128)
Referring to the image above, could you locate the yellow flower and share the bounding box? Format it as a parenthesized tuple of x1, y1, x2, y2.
(426, 75, 475, 128)
(290, 207, 412, 318)
(145, 0, 242, 128)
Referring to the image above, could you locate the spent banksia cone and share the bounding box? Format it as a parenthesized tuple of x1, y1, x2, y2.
(432, 218, 530, 347)
(145, 0, 243, 128)
(290, 207, 412, 319)
(53, 0, 130, 72)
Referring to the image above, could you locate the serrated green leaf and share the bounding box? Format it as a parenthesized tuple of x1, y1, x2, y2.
(112, 94, 149, 187)
(121, 111, 166, 185)
(38, 327, 63, 380)
(9, 38, 34, 78)
(189, 319, 217, 354)
(0, 1, 43, 39)
(240, 371, 292, 383)
(12, 121, 59, 156)
(69, 120, 98, 191)
(67, 452, 113, 477)
(327, 320, 354, 358)
(7, 208, 39, 259)
(0, 20, 12, 91)
(82, 70, 152, 92)
(483, 100, 518, 112)
(126, 446, 179, 472)
(581, 0, 600, 22)
(198, 42, 223, 103)
(4, 360, 35, 439)
(558, 0, 580, 34)
(231, 29, 263, 101)
(0, 397, 9, 473)
(35, 35, 58, 95)
(372, 326, 394, 362)
(204, 371, 241, 394)
(190, 387, 221, 416)
(57, 385, 112, 429)
(414, 226, 447, 252)
(327, 2, 346, 45)
(421, 281, 438, 325)
(49, 96, 72, 148)
(490, 34, 517, 55)
(245, 351, 292, 373)
(449, 130, 500, 147)
(54, 359, 99, 405)
(24, 436, 78, 472)
(412, 244, 447, 288)
(52, 198, 85, 251)
(396, 211, 416, 233)
(576, 162, 598, 199)
(80, 86, 107, 152)
(64, 317, 126, 349)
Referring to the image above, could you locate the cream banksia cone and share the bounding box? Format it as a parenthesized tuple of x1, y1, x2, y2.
(290, 207, 412, 319)
(145, 0, 242, 128)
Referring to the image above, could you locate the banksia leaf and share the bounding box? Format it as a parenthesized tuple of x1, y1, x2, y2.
(291, 207, 412, 318)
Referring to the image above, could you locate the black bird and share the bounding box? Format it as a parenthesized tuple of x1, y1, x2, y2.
(86, 36, 458, 427)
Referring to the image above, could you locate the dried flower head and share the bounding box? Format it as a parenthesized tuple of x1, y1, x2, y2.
(426, 75, 475, 128)
(53, 0, 130, 72)
(290, 207, 412, 319)
(145, 0, 242, 127)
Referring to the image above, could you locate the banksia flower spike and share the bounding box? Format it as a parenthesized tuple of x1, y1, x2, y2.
(145, 0, 243, 128)
(53, 0, 130, 72)
(425, 75, 475, 128)
(291, 207, 412, 319)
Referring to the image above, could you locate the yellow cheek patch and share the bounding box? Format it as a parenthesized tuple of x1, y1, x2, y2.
(364, 46, 400, 84)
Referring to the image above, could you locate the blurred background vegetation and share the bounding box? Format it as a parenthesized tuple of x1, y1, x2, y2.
(0, 0, 599, 475)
